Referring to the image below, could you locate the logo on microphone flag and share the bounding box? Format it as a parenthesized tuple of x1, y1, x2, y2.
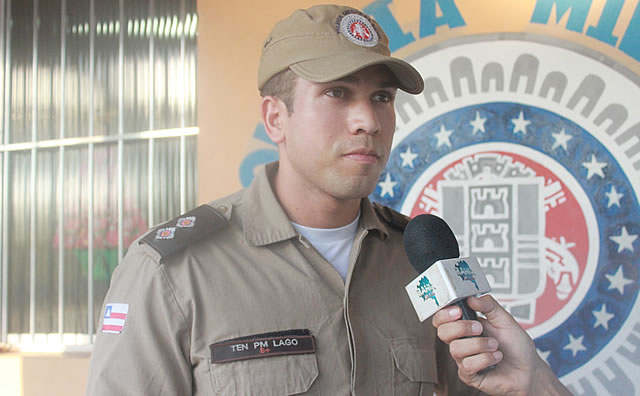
(406, 257, 491, 322)
(102, 303, 129, 334)
(417, 276, 439, 306)
(455, 260, 479, 290)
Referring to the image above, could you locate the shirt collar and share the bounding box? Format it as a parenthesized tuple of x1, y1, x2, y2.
(241, 162, 389, 246)
(359, 197, 390, 240)
(240, 162, 298, 246)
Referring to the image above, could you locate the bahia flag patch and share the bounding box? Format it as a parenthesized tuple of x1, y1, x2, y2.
(102, 303, 129, 334)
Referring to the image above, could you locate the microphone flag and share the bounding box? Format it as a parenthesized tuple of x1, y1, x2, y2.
(405, 256, 492, 322)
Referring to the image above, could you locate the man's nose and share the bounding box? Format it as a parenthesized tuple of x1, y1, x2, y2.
(348, 99, 381, 135)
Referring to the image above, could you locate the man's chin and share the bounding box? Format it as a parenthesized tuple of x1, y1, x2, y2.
(330, 179, 378, 201)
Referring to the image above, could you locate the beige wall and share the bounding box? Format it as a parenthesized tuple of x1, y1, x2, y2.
(0, 353, 90, 396)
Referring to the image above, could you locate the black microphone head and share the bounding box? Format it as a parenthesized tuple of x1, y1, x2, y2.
(403, 214, 460, 273)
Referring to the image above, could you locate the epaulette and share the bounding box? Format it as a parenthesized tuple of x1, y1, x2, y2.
(140, 204, 228, 261)
(373, 203, 410, 232)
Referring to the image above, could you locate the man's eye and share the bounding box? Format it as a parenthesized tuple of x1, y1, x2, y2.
(373, 92, 392, 103)
(326, 88, 345, 98)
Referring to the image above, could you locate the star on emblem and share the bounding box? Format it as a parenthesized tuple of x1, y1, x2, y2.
(605, 186, 624, 208)
(605, 265, 633, 295)
(610, 226, 637, 253)
(551, 128, 572, 151)
(434, 124, 453, 148)
(511, 111, 531, 135)
(592, 304, 614, 330)
(563, 333, 587, 357)
(399, 146, 419, 169)
(582, 154, 607, 180)
(469, 111, 487, 134)
(378, 173, 397, 198)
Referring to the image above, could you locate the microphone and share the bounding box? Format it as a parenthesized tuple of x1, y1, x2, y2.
(403, 214, 491, 323)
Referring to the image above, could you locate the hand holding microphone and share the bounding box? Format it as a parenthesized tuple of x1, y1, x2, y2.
(403, 214, 572, 396)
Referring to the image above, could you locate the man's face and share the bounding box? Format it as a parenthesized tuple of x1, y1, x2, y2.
(277, 65, 397, 202)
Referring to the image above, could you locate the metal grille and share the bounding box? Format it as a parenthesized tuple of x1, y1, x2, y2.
(0, 0, 198, 351)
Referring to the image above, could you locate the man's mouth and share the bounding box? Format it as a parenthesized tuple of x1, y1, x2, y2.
(344, 148, 379, 164)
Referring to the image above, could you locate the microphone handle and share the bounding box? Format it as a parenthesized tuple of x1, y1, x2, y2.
(456, 299, 478, 321)
(456, 298, 497, 372)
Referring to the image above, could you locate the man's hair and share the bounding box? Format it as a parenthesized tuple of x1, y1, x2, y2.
(259, 68, 297, 113)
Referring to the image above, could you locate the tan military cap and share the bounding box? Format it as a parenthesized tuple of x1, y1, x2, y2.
(258, 4, 424, 94)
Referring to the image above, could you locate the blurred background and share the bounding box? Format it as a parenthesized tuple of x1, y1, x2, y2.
(1, 0, 198, 394)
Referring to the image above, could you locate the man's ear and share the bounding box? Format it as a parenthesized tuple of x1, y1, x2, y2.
(261, 96, 288, 144)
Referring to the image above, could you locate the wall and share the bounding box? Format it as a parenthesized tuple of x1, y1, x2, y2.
(0, 353, 89, 396)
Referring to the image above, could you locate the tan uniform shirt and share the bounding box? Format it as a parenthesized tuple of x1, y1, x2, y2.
(86, 163, 481, 396)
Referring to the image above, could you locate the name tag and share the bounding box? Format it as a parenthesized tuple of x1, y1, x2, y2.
(210, 329, 315, 364)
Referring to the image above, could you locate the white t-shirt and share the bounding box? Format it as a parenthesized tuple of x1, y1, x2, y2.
(291, 213, 360, 282)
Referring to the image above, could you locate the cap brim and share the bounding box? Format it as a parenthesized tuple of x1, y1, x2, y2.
(289, 52, 424, 94)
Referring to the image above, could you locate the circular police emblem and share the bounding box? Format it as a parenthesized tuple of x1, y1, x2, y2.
(338, 13, 379, 47)
(372, 36, 640, 392)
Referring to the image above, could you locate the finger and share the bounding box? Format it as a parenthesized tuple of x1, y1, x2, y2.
(466, 294, 495, 312)
(467, 295, 516, 327)
(437, 320, 483, 344)
(449, 337, 499, 362)
(459, 350, 503, 376)
(433, 305, 462, 328)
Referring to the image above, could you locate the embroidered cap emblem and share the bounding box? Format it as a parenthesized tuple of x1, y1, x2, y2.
(338, 13, 378, 47)
(156, 227, 176, 240)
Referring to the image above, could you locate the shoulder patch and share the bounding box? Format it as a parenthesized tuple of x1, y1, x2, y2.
(140, 204, 227, 261)
(373, 203, 410, 232)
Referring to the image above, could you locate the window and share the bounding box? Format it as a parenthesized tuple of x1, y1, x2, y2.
(0, 0, 198, 351)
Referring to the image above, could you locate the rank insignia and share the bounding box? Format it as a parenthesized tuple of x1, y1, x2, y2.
(156, 227, 176, 240)
(176, 216, 196, 228)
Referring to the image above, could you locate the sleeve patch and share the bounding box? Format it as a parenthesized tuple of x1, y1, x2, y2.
(102, 303, 129, 334)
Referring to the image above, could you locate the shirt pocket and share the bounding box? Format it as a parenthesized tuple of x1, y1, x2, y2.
(209, 353, 318, 396)
(390, 338, 438, 396)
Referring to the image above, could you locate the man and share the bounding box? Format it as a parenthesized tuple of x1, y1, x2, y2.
(87, 5, 571, 395)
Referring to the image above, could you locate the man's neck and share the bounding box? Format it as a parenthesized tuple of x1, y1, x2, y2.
(270, 169, 362, 229)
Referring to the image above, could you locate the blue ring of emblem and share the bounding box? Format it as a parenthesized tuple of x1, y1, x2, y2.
(372, 102, 640, 376)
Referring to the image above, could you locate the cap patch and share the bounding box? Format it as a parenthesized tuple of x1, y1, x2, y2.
(338, 12, 379, 47)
